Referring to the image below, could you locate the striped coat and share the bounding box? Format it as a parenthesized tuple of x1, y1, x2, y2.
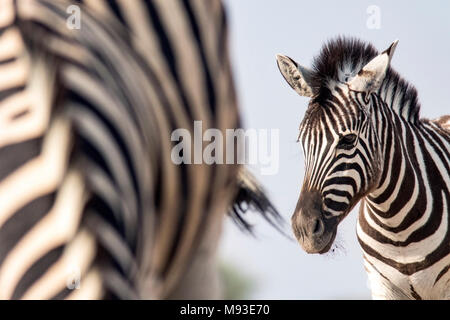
(0, 0, 279, 299)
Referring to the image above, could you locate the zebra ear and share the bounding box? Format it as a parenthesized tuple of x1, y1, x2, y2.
(276, 54, 314, 97)
(348, 40, 399, 93)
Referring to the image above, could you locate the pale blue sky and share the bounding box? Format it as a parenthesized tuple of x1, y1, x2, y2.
(219, 0, 450, 299)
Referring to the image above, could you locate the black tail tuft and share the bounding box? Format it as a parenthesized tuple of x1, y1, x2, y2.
(228, 168, 286, 235)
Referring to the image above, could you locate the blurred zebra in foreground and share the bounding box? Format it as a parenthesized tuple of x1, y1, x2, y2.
(276, 37, 449, 299)
(0, 0, 281, 299)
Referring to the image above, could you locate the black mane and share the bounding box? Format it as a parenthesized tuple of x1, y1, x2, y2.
(309, 36, 421, 122)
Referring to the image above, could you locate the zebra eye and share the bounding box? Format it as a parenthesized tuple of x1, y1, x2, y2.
(337, 133, 357, 149)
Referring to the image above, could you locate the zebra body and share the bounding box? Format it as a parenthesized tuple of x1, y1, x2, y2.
(276, 37, 449, 299)
(0, 0, 280, 299)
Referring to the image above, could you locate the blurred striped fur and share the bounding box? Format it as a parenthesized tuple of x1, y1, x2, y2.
(0, 0, 280, 299)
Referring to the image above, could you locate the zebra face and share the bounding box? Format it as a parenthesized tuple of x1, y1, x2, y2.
(292, 98, 378, 253)
(276, 39, 398, 253)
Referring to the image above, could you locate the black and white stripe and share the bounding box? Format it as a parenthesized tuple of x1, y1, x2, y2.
(277, 37, 449, 299)
(0, 0, 280, 299)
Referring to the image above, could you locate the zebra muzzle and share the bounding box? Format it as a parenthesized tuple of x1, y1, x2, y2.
(291, 190, 337, 254)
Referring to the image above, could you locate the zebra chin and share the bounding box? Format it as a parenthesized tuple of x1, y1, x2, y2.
(291, 190, 339, 254)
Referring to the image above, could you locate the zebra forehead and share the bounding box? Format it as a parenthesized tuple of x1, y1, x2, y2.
(300, 114, 335, 145)
(300, 102, 359, 134)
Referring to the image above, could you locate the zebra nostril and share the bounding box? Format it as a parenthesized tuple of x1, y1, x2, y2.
(312, 218, 323, 235)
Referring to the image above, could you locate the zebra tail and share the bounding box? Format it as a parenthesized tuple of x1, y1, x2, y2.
(228, 168, 286, 235)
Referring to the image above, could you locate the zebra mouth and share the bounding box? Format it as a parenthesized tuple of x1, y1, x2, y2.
(318, 230, 337, 254)
(294, 225, 337, 254)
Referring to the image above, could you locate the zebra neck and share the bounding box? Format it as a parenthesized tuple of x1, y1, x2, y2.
(364, 103, 450, 228)
(374, 70, 421, 123)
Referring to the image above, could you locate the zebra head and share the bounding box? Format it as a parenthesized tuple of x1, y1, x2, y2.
(276, 38, 398, 254)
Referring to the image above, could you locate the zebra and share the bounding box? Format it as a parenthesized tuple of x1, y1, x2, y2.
(0, 0, 281, 299)
(276, 37, 450, 299)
